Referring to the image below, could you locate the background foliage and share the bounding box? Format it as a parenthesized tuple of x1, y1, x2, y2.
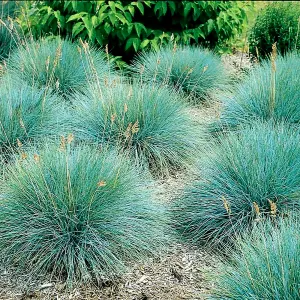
(17, 1, 250, 62)
(249, 2, 300, 58)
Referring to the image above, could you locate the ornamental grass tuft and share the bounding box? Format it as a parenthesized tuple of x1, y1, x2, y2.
(173, 121, 300, 246)
(0, 76, 66, 159)
(0, 142, 169, 284)
(212, 217, 300, 299)
(71, 80, 202, 177)
(130, 45, 227, 104)
(214, 52, 300, 132)
(6, 37, 115, 100)
(0, 20, 17, 60)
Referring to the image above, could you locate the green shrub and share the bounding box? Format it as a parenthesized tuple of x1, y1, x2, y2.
(6, 37, 114, 100)
(213, 217, 300, 299)
(213, 53, 300, 132)
(130, 45, 228, 103)
(0, 142, 169, 284)
(71, 81, 202, 176)
(173, 121, 300, 246)
(0, 76, 66, 159)
(17, 1, 250, 62)
(249, 2, 300, 58)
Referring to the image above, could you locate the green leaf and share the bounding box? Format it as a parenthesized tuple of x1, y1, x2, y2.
(128, 5, 134, 16)
(150, 38, 159, 51)
(140, 39, 150, 48)
(108, 1, 116, 13)
(72, 22, 85, 37)
(124, 11, 132, 23)
(91, 15, 99, 27)
(154, 2, 161, 16)
(168, 2, 176, 15)
(183, 3, 192, 18)
(82, 16, 93, 32)
(108, 13, 117, 26)
(115, 3, 125, 12)
(96, 30, 105, 45)
(125, 37, 134, 51)
(134, 23, 147, 37)
(98, 4, 108, 15)
(161, 2, 167, 15)
(125, 37, 140, 51)
(143, 1, 152, 8)
(115, 13, 127, 24)
(127, 23, 134, 35)
(207, 19, 214, 34)
(136, 2, 144, 15)
(67, 12, 87, 23)
(133, 38, 141, 52)
(104, 22, 111, 34)
(98, 13, 108, 23)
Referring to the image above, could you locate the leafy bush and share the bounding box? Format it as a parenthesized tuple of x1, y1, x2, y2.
(71, 81, 202, 176)
(130, 45, 228, 103)
(173, 121, 300, 246)
(6, 37, 114, 100)
(249, 2, 300, 58)
(213, 217, 300, 299)
(17, 1, 250, 61)
(0, 142, 169, 284)
(0, 76, 66, 159)
(214, 53, 300, 131)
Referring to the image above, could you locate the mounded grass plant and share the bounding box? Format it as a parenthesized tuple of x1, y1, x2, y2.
(130, 45, 227, 103)
(173, 121, 300, 246)
(0, 141, 169, 284)
(214, 52, 300, 132)
(0, 76, 66, 159)
(0, 21, 17, 60)
(6, 37, 115, 100)
(213, 217, 300, 299)
(71, 80, 202, 177)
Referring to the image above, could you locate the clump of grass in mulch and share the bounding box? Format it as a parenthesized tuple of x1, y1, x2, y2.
(212, 216, 300, 299)
(6, 37, 115, 100)
(71, 80, 203, 177)
(173, 121, 300, 246)
(130, 45, 228, 104)
(0, 141, 169, 285)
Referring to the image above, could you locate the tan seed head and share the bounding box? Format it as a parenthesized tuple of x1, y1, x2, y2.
(17, 139, 22, 148)
(97, 180, 107, 187)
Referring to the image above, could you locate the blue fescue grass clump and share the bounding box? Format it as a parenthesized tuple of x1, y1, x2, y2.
(212, 217, 300, 299)
(130, 45, 227, 104)
(0, 76, 66, 158)
(214, 53, 300, 132)
(0, 21, 17, 60)
(173, 121, 300, 246)
(71, 80, 202, 177)
(6, 37, 114, 100)
(0, 141, 169, 284)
